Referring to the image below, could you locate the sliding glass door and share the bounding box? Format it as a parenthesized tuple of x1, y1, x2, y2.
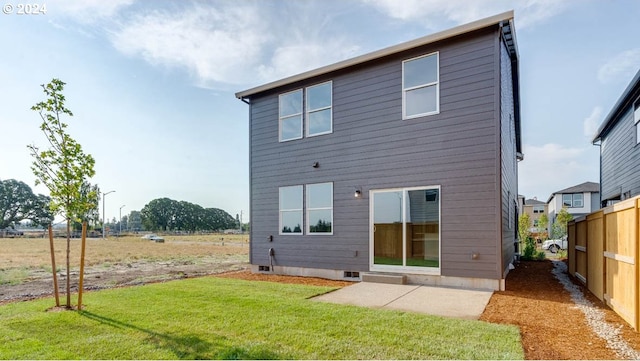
(371, 187, 440, 273)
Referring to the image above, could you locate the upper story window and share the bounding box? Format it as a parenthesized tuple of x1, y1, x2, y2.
(403, 52, 439, 119)
(562, 193, 583, 208)
(279, 82, 333, 142)
(533, 205, 545, 214)
(634, 99, 640, 144)
(279, 185, 303, 234)
(279, 90, 303, 142)
(306, 82, 332, 137)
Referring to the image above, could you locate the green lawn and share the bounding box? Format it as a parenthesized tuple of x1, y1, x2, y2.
(0, 277, 523, 360)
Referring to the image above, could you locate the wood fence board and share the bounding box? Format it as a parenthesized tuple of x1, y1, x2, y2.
(587, 212, 604, 301)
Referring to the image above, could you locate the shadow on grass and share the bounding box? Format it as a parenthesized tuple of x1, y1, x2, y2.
(80, 311, 284, 359)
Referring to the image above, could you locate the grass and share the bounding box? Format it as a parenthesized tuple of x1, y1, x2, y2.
(0, 268, 30, 285)
(0, 277, 523, 360)
(374, 256, 439, 267)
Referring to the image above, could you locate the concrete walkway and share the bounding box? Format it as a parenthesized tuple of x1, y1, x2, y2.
(312, 282, 493, 320)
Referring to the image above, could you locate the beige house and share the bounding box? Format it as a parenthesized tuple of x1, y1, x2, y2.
(522, 198, 547, 239)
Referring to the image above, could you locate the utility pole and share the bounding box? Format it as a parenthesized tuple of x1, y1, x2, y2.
(119, 205, 126, 235)
(102, 190, 115, 238)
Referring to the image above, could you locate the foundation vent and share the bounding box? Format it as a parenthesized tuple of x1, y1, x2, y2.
(343, 271, 360, 278)
(258, 265, 270, 272)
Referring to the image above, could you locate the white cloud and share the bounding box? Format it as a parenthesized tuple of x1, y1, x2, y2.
(362, 0, 570, 29)
(108, 3, 363, 88)
(110, 4, 270, 87)
(257, 42, 361, 82)
(583, 106, 603, 140)
(597, 48, 640, 84)
(518, 143, 599, 200)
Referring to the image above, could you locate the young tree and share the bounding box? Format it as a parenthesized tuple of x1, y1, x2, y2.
(551, 207, 573, 239)
(27, 79, 96, 309)
(537, 213, 549, 240)
(518, 213, 531, 243)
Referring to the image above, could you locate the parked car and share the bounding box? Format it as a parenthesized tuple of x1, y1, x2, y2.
(149, 235, 165, 243)
(542, 237, 568, 253)
(2, 228, 24, 237)
(141, 234, 158, 239)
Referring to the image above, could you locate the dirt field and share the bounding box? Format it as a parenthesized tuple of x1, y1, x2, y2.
(0, 234, 249, 303)
(3, 237, 640, 359)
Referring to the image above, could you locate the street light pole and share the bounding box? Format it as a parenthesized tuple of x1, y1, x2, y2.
(102, 190, 115, 239)
(119, 205, 126, 235)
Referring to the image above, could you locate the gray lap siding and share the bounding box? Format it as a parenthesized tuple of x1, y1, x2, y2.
(250, 28, 506, 279)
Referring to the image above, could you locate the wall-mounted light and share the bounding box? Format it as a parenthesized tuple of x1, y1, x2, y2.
(471, 252, 479, 260)
(354, 189, 362, 198)
(312, 162, 319, 168)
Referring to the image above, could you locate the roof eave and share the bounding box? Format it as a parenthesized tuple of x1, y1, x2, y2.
(592, 68, 640, 143)
(235, 10, 515, 99)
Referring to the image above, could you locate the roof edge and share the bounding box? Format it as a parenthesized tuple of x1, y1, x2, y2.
(592, 68, 640, 143)
(235, 10, 515, 99)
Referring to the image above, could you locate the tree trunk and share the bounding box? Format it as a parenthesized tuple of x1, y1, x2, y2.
(66, 218, 71, 308)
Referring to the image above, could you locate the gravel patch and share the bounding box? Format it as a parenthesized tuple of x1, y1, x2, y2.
(552, 260, 640, 360)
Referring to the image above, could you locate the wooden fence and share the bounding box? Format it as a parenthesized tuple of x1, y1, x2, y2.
(568, 196, 640, 330)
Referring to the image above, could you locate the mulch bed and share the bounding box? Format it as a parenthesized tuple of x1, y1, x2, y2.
(219, 261, 640, 360)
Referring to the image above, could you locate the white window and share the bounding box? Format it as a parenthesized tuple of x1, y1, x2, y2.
(562, 193, 583, 208)
(635, 100, 640, 144)
(403, 52, 439, 119)
(572, 193, 583, 208)
(279, 185, 303, 234)
(306, 82, 332, 137)
(306, 182, 333, 234)
(279, 90, 303, 142)
(533, 206, 544, 214)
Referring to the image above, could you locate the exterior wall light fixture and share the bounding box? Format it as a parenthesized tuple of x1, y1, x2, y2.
(354, 189, 362, 198)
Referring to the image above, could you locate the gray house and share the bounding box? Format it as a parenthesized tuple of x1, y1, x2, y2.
(593, 69, 640, 207)
(236, 11, 522, 291)
(546, 181, 600, 232)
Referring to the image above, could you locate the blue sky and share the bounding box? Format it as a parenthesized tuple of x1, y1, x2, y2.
(1, 0, 639, 222)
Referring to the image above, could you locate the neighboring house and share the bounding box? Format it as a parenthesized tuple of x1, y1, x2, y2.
(592, 69, 640, 207)
(235, 11, 522, 291)
(522, 198, 547, 239)
(547, 181, 600, 232)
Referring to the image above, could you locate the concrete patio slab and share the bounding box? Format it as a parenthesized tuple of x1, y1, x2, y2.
(312, 282, 493, 320)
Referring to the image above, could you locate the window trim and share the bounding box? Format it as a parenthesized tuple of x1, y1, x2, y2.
(402, 52, 440, 120)
(634, 99, 640, 145)
(279, 185, 303, 235)
(305, 81, 333, 138)
(279, 89, 303, 142)
(306, 182, 333, 235)
(562, 193, 584, 208)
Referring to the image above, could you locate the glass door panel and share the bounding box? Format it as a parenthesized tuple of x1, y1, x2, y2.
(405, 189, 440, 267)
(373, 191, 403, 266)
(371, 187, 440, 271)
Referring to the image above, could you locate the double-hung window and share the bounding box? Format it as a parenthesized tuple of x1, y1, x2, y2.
(279, 82, 332, 141)
(279, 185, 303, 234)
(306, 82, 332, 137)
(634, 100, 640, 144)
(279, 183, 333, 235)
(279, 90, 303, 142)
(307, 182, 333, 234)
(403, 52, 439, 119)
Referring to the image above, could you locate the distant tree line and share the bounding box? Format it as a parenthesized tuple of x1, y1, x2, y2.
(140, 197, 237, 232)
(0, 178, 53, 229)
